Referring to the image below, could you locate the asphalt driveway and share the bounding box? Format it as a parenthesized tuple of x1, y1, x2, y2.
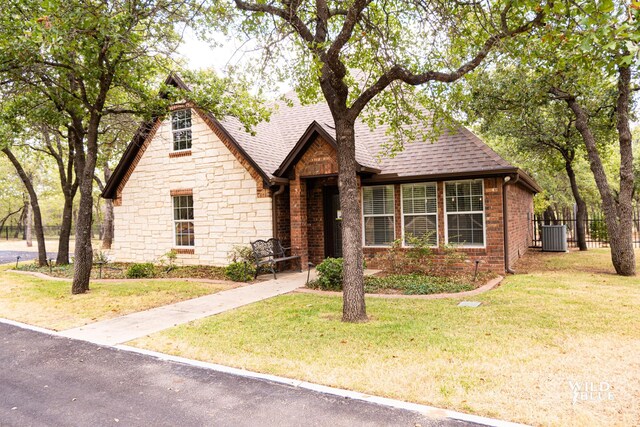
(0, 251, 57, 265)
(0, 322, 472, 427)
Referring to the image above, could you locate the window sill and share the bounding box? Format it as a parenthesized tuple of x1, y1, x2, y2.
(173, 248, 195, 254)
(169, 150, 192, 158)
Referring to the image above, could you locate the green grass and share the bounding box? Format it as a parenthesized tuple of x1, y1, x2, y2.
(0, 265, 232, 330)
(132, 249, 640, 426)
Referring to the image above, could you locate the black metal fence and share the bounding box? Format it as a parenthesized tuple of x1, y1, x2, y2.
(530, 211, 640, 249)
(1, 224, 103, 241)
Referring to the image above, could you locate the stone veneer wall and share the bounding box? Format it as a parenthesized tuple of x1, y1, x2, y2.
(112, 108, 273, 266)
(506, 182, 534, 269)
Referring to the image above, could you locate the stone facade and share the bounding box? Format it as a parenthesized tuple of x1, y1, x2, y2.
(112, 108, 273, 266)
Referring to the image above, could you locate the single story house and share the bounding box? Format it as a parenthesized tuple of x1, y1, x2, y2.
(102, 74, 540, 274)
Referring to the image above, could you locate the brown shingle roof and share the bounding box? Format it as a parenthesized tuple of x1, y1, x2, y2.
(219, 93, 516, 180)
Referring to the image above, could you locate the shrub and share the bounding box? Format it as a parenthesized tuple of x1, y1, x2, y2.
(157, 249, 178, 271)
(589, 218, 608, 241)
(315, 257, 344, 291)
(93, 251, 111, 264)
(126, 263, 155, 279)
(225, 261, 255, 282)
(228, 245, 254, 263)
(373, 233, 466, 276)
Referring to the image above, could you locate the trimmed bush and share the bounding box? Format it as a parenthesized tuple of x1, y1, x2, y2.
(126, 263, 155, 279)
(225, 262, 255, 282)
(315, 257, 344, 291)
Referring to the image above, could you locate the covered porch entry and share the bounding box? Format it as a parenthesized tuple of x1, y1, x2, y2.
(290, 176, 343, 267)
(277, 122, 379, 268)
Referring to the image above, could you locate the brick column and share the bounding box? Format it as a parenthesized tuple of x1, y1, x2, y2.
(290, 173, 308, 267)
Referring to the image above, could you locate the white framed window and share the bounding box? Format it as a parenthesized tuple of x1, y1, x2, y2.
(173, 195, 194, 247)
(362, 185, 395, 246)
(171, 109, 192, 151)
(401, 183, 438, 246)
(444, 179, 485, 247)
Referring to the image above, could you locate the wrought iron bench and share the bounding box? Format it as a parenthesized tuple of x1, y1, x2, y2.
(250, 238, 301, 279)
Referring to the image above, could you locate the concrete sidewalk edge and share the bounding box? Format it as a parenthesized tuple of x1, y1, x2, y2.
(0, 317, 529, 427)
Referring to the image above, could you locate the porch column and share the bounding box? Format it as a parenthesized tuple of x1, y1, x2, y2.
(290, 173, 308, 267)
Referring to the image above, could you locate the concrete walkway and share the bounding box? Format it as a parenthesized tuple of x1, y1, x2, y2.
(59, 270, 315, 345)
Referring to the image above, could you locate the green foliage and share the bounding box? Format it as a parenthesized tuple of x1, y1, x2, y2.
(126, 263, 155, 279)
(227, 245, 254, 263)
(364, 274, 474, 295)
(224, 262, 255, 282)
(308, 271, 475, 295)
(93, 251, 110, 264)
(315, 257, 344, 291)
(589, 218, 609, 241)
(375, 235, 466, 276)
(157, 250, 178, 270)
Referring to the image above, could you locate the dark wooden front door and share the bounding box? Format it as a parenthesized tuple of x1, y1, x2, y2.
(324, 187, 343, 258)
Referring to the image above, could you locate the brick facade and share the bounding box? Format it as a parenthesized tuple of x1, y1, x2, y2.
(285, 174, 533, 275)
(290, 136, 338, 267)
(361, 178, 507, 274)
(506, 182, 534, 268)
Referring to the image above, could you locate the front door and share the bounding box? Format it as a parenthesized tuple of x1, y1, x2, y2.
(324, 187, 343, 258)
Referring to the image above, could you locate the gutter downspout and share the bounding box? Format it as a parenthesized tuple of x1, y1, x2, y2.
(502, 174, 520, 274)
(271, 185, 286, 239)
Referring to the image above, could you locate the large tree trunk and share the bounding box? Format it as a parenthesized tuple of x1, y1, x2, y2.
(101, 165, 114, 249)
(565, 160, 588, 251)
(557, 66, 635, 276)
(334, 118, 367, 322)
(2, 148, 48, 266)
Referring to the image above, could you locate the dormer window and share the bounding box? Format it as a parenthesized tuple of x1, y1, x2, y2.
(171, 109, 192, 151)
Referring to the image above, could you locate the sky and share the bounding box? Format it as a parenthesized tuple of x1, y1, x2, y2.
(176, 28, 235, 72)
(176, 27, 293, 96)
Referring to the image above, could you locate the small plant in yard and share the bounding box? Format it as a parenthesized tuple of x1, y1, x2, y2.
(126, 263, 155, 279)
(315, 257, 344, 291)
(224, 261, 255, 282)
(93, 251, 111, 264)
(228, 245, 254, 263)
(374, 233, 467, 276)
(157, 249, 178, 272)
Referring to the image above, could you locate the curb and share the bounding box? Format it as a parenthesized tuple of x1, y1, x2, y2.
(0, 317, 528, 427)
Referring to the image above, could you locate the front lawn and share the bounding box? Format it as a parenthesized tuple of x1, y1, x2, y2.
(0, 266, 233, 330)
(131, 249, 640, 426)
